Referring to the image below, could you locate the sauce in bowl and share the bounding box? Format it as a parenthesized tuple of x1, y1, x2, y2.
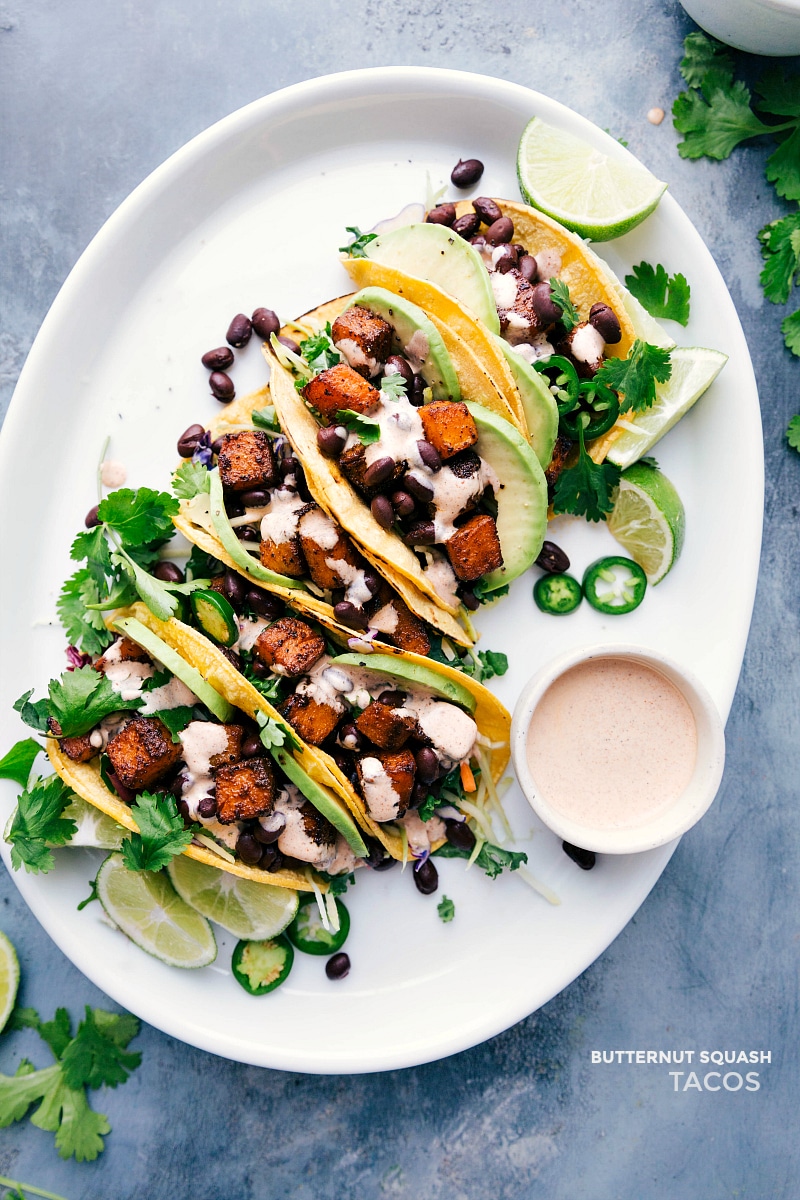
(526, 657, 698, 832)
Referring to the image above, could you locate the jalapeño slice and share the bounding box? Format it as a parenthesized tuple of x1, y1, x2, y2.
(533, 573, 582, 615)
(286, 893, 350, 956)
(533, 355, 580, 416)
(231, 934, 294, 995)
(190, 588, 238, 647)
(559, 380, 620, 441)
(582, 556, 647, 615)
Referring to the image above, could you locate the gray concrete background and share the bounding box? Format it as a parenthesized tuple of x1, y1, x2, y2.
(1, 1, 799, 1196)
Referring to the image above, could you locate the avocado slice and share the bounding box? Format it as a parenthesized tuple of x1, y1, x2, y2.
(208, 470, 307, 592)
(329, 652, 477, 714)
(364, 224, 500, 334)
(344, 287, 461, 401)
(113, 616, 234, 723)
(494, 337, 558, 468)
(272, 747, 367, 857)
(467, 401, 548, 593)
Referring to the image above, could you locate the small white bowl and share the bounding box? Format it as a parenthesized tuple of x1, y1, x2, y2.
(678, 0, 800, 56)
(511, 644, 726, 855)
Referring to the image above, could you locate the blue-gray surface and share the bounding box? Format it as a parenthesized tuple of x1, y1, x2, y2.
(2, 1, 798, 1196)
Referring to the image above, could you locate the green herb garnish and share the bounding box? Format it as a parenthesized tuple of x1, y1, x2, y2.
(437, 896, 455, 923)
(339, 226, 378, 258)
(5, 776, 78, 874)
(549, 278, 580, 331)
(552, 422, 621, 523)
(624, 262, 690, 326)
(334, 408, 381, 445)
(594, 339, 672, 413)
(119, 792, 195, 872)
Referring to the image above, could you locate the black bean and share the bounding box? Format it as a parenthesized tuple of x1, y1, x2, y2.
(365, 837, 396, 870)
(452, 212, 481, 240)
(371, 494, 395, 528)
(426, 203, 456, 227)
(201, 346, 234, 371)
(326, 952, 351, 980)
(177, 423, 206, 457)
(279, 456, 300, 478)
(241, 733, 262, 758)
(372, 852, 396, 871)
(408, 782, 428, 810)
(317, 426, 347, 458)
(153, 561, 184, 584)
(410, 374, 426, 406)
(251, 307, 280, 339)
(460, 589, 480, 611)
(512, 245, 526, 258)
(403, 473, 434, 503)
(197, 795, 217, 819)
(259, 844, 284, 872)
(237, 489, 268, 509)
(224, 495, 244, 517)
(247, 588, 283, 620)
(471, 235, 487, 249)
(377, 690, 406, 707)
(445, 819, 476, 852)
(217, 646, 242, 671)
(473, 196, 502, 225)
(338, 723, 365, 751)
(251, 659, 270, 679)
(562, 841, 596, 870)
(226, 313, 252, 348)
(589, 302, 622, 345)
(519, 254, 538, 283)
(363, 570, 381, 596)
(236, 832, 263, 864)
(176, 798, 191, 823)
(278, 335, 301, 355)
(413, 859, 439, 895)
(254, 813, 286, 844)
(494, 245, 519, 274)
(484, 216, 514, 245)
(385, 355, 414, 386)
(209, 371, 235, 401)
(211, 436, 227, 455)
(333, 601, 368, 630)
(451, 158, 484, 188)
(170, 774, 185, 798)
(238, 526, 258, 541)
(363, 456, 396, 488)
(415, 747, 439, 783)
(417, 440, 442, 472)
(530, 282, 562, 326)
(403, 520, 436, 546)
(391, 490, 415, 518)
(84, 504, 101, 529)
(536, 540, 570, 574)
(222, 569, 246, 608)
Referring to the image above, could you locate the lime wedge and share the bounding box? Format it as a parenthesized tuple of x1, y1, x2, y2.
(608, 461, 685, 585)
(0, 931, 20, 1033)
(96, 854, 216, 968)
(517, 117, 667, 241)
(606, 347, 727, 469)
(167, 856, 299, 940)
(62, 794, 125, 850)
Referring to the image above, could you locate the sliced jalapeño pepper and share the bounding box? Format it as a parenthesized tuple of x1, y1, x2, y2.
(190, 588, 238, 647)
(534, 355, 580, 416)
(582, 556, 647, 615)
(231, 934, 294, 995)
(533, 573, 582, 615)
(287, 894, 350, 956)
(559, 380, 620, 441)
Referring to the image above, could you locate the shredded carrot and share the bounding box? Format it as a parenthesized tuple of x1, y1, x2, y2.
(460, 760, 476, 792)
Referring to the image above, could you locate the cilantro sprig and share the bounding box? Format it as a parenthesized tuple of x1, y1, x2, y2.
(595, 339, 673, 413)
(434, 840, 527, 879)
(1, 1005, 141, 1161)
(339, 226, 378, 258)
(549, 278, 580, 331)
(47, 665, 140, 738)
(120, 792, 195, 872)
(335, 409, 381, 445)
(0, 738, 42, 788)
(787, 415, 800, 452)
(5, 776, 78, 874)
(300, 326, 341, 373)
(624, 262, 691, 326)
(552, 421, 621, 524)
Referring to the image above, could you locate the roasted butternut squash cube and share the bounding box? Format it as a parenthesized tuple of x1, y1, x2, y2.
(331, 307, 393, 377)
(106, 716, 182, 791)
(355, 701, 416, 750)
(218, 430, 276, 492)
(215, 756, 276, 823)
(356, 749, 416, 821)
(59, 733, 96, 764)
(94, 637, 150, 673)
(209, 724, 245, 768)
(446, 513, 503, 582)
(302, 363, 380, 424)
(279, 694, 341, 746)
(253, 617, 326, 677)
(384, 598, 431, 656)
(260, 535, 307, 578)
(298, 507, 363, 590)
(419, 401, 478, 460)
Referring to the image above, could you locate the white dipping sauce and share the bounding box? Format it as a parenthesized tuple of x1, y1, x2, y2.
(526, 658, 698, 830)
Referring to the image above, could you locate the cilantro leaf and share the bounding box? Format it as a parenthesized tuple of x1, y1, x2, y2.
(673, 79, 772, 161)
(679, 32, 733, 92)
(48, 665, 140, 738)
(172, 461, 210, 500)
(339, 226, 378, 258)
(326, 872, 354, 896)
(29, 1072, 110, 1162)
(437, 895, 455, 923)
(252, 405, 281, 432)
(787, 414, 800, 451)
(335, 409, 381, 445)
(257, 716, 288, 750)
(380, 374, 408, 401)
(758, 213, 800, 303)
(549, 278, 579, 331)
(60, 1007, 141, 1091)
(56, 569, 114, 656)
(112, 549, 179, 621)
(300, 329, 341, 373)
(120, 792, 194, 872)
(471, 579, 509, 605)
(70, 525, 112, 579)
(552, 424, 621, 524)
(472, 649, 508, 681)
(755, 66, 800, 119)
(0, 1062, 62, 1128)
(12, 691, 50, 734)
(186, 545, 224, 579)
(96, 488, 179, 547)
(434, 840, 527, 878)
(10, 1007, 74, 1060)
(765, 127, 800, 202)
(623, 262, 691, 326)
(595, 339, 672, 413)
(0, 738, 42, 787)
(781, 308, 800, 356)
(156, 706, 194, 742)
(6, 776, 78, 873)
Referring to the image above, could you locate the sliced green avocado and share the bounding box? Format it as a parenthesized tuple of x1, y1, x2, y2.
(467, 401, 548, 593)
(494, 337, 558, 469)
(209, 469, 306, 592)
(364, 224, 500, 334)
(329, 652, 477, 714)
(273, 747, 367, 857)
(345, 286, 460, 402)
(113, 616, 234, 723)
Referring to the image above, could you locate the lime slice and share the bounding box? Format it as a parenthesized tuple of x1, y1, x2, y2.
(517, 117, 667, 241)
(167, 856, 299, 940)
(96, 854, 216, 968)
(608, 461, 685, 585)
(606, 347, 727, 470)
(62, 795, 125, 850)
(0, 931, 20, 1033)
